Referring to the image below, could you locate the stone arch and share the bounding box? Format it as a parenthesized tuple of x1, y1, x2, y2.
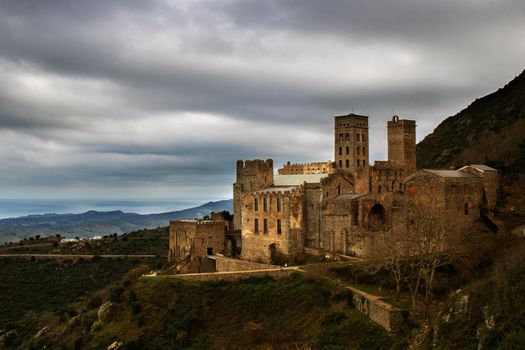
(368, 203, 387, 231)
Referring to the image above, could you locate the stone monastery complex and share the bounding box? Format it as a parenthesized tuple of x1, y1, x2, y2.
(169, 114, 499, 271)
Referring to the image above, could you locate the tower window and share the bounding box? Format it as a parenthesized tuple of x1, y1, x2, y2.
(339, 160, 342, 168)
(345, 133, 350, 141)
(277, 219, 282, 234)
(277, 197, 281, 212)
(339, 133, 344, 141)
(357, 146, 360, 155)
(263, 197, 268, 212)
(254, 219, 259, 234)
(337, 185, 341, 195)
(363, 146, 366, 154)
(464, 203, 469, 215)
(263, 219, 269, 234)
(339, 147, 342, 155)
(346, 146, 349, 155)
(357, 160, 360, 167)
(357, 133, 361, 141)
(254, 198, 258, 211)
(346, 159, 349, 168)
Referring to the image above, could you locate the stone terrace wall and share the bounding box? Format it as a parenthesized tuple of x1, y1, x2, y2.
(347, 285, 406, 333)
(210, 255, 276, 272)
(160, 267, 299, 282)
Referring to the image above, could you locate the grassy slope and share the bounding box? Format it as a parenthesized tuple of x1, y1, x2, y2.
(10, 275, 400, 350)
(0, 258, 160, 330)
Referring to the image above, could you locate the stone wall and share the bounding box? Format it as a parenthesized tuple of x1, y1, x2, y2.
(304, 183, 322, 248)
(233, 159, 274, 230)
(168, 220, 226, 264)
(347, 285, 406, 333)
(241, 186, 305, 263)
(161, 267, 299, 282)
(210, 255, 276, 272)
(387, 116, 416, 173)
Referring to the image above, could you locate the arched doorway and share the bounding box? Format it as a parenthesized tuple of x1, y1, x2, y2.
(368, 203, 386, 231)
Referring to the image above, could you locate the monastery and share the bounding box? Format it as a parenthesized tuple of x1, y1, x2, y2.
(169, 114, 499, 268)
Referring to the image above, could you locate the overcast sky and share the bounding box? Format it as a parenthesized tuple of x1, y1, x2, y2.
(0, 0, 524, 202)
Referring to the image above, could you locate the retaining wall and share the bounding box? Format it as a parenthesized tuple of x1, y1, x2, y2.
(161, 267, 299, 282)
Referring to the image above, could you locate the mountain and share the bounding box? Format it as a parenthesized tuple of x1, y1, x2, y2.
(417, 69, 525, 171)
(0, 199, 232, 244)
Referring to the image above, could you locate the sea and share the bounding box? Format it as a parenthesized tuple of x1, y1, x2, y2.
(0, 198, 208, 219)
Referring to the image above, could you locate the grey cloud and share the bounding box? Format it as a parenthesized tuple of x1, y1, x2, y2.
(0, 0, 523, 203)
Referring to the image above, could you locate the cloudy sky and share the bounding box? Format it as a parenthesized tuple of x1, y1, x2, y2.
(0, 0, 524, 203)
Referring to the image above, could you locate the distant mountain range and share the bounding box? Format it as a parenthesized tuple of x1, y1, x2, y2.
(0, 199, 232, 244)
(417, 69, 525, 172)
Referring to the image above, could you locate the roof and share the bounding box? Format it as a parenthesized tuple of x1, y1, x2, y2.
(255, 186, 297, 193)
(460, 164, 498, 172)
(335, 193, 364, 201)
(273, 174, 329, 186)
(424, 169, 479, 178)
(334, 113, 368, 119)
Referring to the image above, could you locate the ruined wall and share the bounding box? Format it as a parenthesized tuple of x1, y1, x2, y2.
(240, 186, 305, 263)
(168, 220, 226, 264)
(233, 159, 274, 231)
(277, 161, 335, 175)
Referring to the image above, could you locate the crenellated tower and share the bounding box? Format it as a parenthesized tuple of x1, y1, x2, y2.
(232, 159, 273, 231)
(387, 116, 416, 174)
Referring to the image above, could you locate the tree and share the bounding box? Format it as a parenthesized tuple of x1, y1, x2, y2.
(371, 199, 468, 317)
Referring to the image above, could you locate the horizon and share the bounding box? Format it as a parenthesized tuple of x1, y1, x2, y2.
(1, 1, 524, 201)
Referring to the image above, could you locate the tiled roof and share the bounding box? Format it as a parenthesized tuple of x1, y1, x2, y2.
(460, 164, 499, 172)
(273, 174, 329, 186)
(425, 170, 479, 178)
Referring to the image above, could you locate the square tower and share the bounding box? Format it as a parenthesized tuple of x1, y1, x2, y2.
(334, 113, 369, 171)
(387, 115, 416, 173)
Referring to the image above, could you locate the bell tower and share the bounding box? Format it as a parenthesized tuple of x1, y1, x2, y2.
(334, 113, 369, 172)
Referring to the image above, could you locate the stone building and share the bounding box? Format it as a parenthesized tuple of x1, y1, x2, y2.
(168, 219, 229, 272)
(168, 114, 499, 269)
(233, 114, 500, 263)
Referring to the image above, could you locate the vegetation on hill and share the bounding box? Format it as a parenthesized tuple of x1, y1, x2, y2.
(417, 69, 525, 171)
(0, 227, 169, 256)
(0, 258, 160, 331)
(3, 274, 402, 350)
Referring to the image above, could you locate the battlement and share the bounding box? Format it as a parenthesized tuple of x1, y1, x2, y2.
(278, 161, 335, 175)
(236, 159, 273, 171)
(387, 115, 416, 127)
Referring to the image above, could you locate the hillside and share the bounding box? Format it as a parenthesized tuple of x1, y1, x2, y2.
(0, 199, 232, 244)
(417, 69, 525, 171)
